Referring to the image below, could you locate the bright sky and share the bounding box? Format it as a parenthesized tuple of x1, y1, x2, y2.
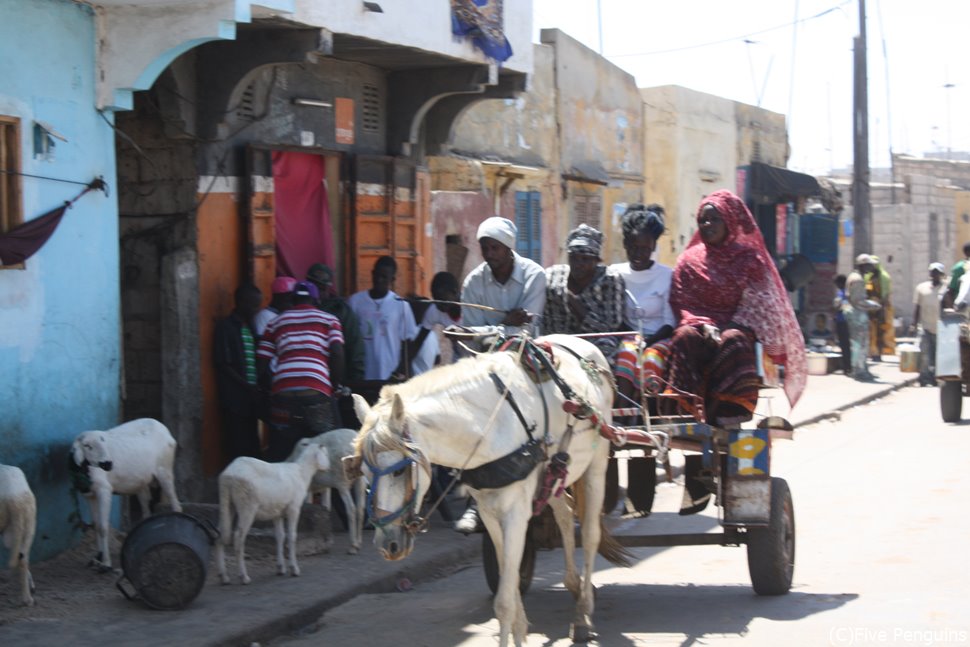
(532, 0, 970, 175)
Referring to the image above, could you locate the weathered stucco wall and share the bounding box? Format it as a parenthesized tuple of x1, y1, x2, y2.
(642, 86, 738, 265)
(449, 44, 557, 168)
(642, 85, 789, 266)
(0, 0, 121, 559)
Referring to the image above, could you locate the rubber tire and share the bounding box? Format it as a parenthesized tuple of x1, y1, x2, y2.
(941, 380, 963, 423)
(483, 526, 536, 596)
(746, 477, 795, 596)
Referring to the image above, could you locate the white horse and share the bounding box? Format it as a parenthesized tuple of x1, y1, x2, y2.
(349, 334, 630, 647)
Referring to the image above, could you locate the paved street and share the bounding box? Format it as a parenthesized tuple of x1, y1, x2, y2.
(274, 383, 970, 647)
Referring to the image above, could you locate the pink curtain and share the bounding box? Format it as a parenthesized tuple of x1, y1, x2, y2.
(271, 151, 334, 280)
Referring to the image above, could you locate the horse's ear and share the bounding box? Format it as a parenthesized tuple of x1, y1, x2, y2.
(342, 454, 363, 482)
(391, 393, 406, 427)
(351, 394, 371, 424)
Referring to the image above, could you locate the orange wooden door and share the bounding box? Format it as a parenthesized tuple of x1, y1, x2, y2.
(351, 156, 429, 296)
(246, 147, 277, 301)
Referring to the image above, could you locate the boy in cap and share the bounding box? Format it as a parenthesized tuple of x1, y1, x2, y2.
(253, 276, 296, 337)
(257, 281, 345, 461)
(912, 262, 947, 386)
(453, 216, 546, 534)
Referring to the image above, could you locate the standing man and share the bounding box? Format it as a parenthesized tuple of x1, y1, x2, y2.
(453, 216, 546, 534)
(845, 254, 881, 382)
(912, 262, 947, 386)
(347, 256, 418, 381)
(214, 283, 265, 461)
(257, 281, 344, 461)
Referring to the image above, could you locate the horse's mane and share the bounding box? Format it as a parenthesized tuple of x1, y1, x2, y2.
(356, 352, 508, 461)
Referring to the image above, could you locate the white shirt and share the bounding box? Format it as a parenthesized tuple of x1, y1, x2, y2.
(461, 252, 547, 335)
(410, 329, 441, 375)
(913, 280, 945, 332)
(609, 261, 676, 336)
(421, 303, 462, 365)
(347, 290, 418, 380)
(252, 306, 279, 337)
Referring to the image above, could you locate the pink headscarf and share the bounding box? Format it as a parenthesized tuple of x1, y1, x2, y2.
(671, 190, 807, 408)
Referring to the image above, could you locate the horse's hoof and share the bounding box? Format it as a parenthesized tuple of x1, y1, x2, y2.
(291, 568, 301, 577)
(570, 624, 596, 643)
(97, 564, 113, 574)
(241, 576, 251, 585)
(219, 576, 231, 586)
(346, 546, 359, 555)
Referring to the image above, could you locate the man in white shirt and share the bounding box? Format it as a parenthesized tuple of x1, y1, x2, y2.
(347, 256, 418, 381)
(460, 216, 546, 337)
(453, 217, 546, 534)
(914, 262, 946, 385)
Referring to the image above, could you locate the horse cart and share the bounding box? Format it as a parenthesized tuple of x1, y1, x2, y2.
(937, 310, 969, 422)
(479, 335, 796, 598)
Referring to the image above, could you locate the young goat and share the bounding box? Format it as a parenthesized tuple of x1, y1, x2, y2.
(286, 429, 366, 555)
(0, 464, 37, 606)
(70, 418, 181, 570)
(216, 442, 331, 585)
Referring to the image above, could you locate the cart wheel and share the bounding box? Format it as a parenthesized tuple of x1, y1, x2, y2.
(483, 527, 536, 596)
(746, 477, 794, 595)
(940, 381, 963, 422)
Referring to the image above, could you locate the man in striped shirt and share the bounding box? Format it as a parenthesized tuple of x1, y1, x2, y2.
(258, 281, 345, 461)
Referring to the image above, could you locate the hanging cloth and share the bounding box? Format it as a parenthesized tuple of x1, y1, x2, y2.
(0, 178, 106, 266)
(451, 0, 513, 62)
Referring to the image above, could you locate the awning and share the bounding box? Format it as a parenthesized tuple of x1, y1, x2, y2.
(748, 162, 820, 201)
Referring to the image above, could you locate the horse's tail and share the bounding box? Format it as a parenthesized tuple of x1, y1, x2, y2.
(573, 476, 634, 568)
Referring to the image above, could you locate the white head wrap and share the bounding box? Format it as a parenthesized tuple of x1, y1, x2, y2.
(476, 216, 517, 250)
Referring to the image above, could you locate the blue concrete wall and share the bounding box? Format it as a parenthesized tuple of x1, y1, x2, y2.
(0, 0, 121, 560)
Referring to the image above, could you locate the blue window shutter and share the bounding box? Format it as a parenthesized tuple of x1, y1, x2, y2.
(515, 191, 542, 263)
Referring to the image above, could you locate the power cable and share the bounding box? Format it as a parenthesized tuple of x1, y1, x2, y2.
(606, 0, 852, 58)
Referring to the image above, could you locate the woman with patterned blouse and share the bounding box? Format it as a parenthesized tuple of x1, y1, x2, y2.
(542, 224, 625, 364)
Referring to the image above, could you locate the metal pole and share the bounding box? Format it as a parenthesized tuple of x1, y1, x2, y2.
(852, 0, 871, 257)
(596, 0, 604, 55)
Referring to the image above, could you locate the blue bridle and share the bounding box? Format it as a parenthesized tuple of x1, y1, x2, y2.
(364, 453, 420, 532)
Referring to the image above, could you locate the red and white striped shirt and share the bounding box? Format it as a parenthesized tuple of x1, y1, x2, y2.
(257, 304, 344, 396)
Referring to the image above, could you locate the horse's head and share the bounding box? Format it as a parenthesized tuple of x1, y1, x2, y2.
(352, 393, 432, 561)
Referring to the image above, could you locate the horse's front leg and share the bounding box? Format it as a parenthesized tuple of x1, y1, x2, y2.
(549, 493, 581, 598)
(479, 501, 529, 647)
(572, 465, 607, 643)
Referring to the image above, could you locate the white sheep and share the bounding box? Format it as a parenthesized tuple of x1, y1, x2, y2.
(0, 465, 36, 606)
(286, 429, 366, 555)
(215, 442, 331, 585)
(70, 418, 181, 570)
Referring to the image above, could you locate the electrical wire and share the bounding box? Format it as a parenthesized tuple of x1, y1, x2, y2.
(606, 0, 852, 59)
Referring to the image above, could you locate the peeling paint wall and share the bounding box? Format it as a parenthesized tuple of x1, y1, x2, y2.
(0, 0, 120, 560)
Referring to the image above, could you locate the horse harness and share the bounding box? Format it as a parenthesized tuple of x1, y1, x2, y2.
(458, 336, 605, 515)
(359, 336, 608, 535)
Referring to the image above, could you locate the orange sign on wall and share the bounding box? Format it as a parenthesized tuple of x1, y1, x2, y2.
(335, 97, 355, 145)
